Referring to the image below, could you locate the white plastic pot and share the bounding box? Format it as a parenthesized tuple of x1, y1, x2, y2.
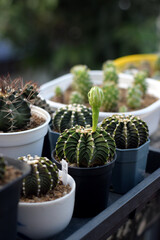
(39, 71, 160, 135)
(17, 170, 75, 239)
(0, 105, 50, 159)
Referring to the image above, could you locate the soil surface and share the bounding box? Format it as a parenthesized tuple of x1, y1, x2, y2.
(0, 166, 22, 187)
(51, 85, 158, 112)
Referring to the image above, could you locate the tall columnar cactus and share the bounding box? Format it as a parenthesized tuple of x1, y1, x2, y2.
(69, 91, 83, 104)
(127, 85, 143, 109)
(100, 115, 149, 149)
(19, 155, 58, 197)
(134, 71, 148, 96)
(0, 77, 37, 132)
(103, 67, 118, 84)
(56, 87, 116, 167)
(0, 155, 6, 180)
(102, 82, 119, 112)
(102, 60, 116, 71)
(70, 65, 93, 102)
(52, 104, 92, 133)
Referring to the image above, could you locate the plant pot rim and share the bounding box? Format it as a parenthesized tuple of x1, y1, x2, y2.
(0, 105, 51, 136)
(19, 170, 75, 206)
(116, 139, 150, 152)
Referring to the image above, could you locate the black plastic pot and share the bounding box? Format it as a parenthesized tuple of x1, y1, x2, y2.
(51, 150, 116, 218)
(0, 156, 31, 240)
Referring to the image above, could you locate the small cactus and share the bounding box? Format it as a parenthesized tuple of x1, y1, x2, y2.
(52, 104, 92, 133)
(0, 155, 5, 180)
(56, 86, 116, 167)
(102, 60, 116, 71)
(100, 115, 149, 149)
(32, 96, 53, 115)
(69, 91, 83, 104)
(103, 67, 118, 84)
(127, 85, 143, 109)
(119, 105, 128, 113)
(70, 65, 93, 102)
(134, 71, 148, 96)
(19, 155, 58, 197)
(102, 82, 119, 112)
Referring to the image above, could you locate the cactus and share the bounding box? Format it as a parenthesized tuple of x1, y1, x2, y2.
(102, 82, 119, 112)
(55, 86, 63, 98)
(127, 85, 143, 109)
(134, 71, 148, 96)
(19, 155, 58, 197)
(102, 60, 116, 71)
(32, 96, 53, 115)
(100, 115, 149, 149)
(119, 105, 128, 113)
(103, 67, 118, 84)
(52, 104, 92, 133)
(0, 155, 6, 180)
(56, 87, 116, 167)
(70, 65, 93, 102)
(69, 91, 83, 104)
(0, 77, 37, 132)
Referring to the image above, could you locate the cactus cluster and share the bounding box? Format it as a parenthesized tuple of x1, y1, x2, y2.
(102, 82, 119, 112)
(19, 155, 58, 197)
(0, 155, 5, 180)
(55, 86, 116, 167)
(70, 65, 93, 103)
(101, 115, 149, 149)
(52, 104, 92, 133)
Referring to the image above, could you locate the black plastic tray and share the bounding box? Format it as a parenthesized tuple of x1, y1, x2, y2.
(17, 147, 160, 240)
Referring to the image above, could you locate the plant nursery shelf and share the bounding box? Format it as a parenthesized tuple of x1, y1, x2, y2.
(17, 147, 160, 240)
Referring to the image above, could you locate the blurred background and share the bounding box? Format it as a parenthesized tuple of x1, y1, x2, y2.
(0, 0, 160, 85)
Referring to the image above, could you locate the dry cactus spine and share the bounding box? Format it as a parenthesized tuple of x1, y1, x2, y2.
(0, 154, 5, 180)
(100, 114, 149, 149)
(127, 85, 143, 109)
(102, 82, 119, 111)
(133, 71, 148, 96)
(69, 91, 83, 104)
(103, 67, 118, 84)
(70, 65, 93, 102)
(52, 104, 92, 133)
(19, 155, 58, 197)
(56, 87, 116, 167)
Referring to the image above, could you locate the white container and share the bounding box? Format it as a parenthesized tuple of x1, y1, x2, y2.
(39, 71, 160, 135)
(18, 171, 76, 239)
(0, 105, 50, 159)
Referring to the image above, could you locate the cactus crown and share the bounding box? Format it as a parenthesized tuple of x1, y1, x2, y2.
(52, 104, 92, 133)
(102, 60, 116, 71)
(0, 155, 6, 181)
(19, 155, 58, 197)
(0, 76, 38, 132)
(101, 114, 149, 149)
(102, 82, 119, 112)
(56, 86, 116, 167)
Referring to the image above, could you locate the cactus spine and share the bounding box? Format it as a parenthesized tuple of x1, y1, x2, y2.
(0, 155, 5, 180)
(102, 82, 119, 112)
(101, 115, 149, 149)
(19, 155, 58, 197)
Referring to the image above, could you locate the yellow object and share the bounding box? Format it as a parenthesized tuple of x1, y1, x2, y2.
(114, 54, 158, 72)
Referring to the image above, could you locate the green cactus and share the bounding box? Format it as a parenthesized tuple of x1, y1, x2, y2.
(100, 114, 149, 149)
(119, 105, 128, 113)
(0, 77, 37, 132)
(134, 71, 148, 96)
(0, 155, 6, 180)
(70, 65, 93, 102)
(69, 91, 83, 104)
(32, 96, 53, 115)
(102, 60, 116, 71)
(56, 86, 116, 167)
(19, 155, 58, 197)
(102, 82, 119, 112)
(54, 86, 63, 99)
(52, 104, 92, 133)
(127, 85, 143, 109)
(103, 67, 118, 84)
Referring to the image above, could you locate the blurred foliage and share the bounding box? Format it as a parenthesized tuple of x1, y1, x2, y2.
(0, 0, 160, 74)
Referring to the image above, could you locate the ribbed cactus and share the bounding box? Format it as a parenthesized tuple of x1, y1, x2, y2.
(101, 115, 149, 149)
(69, 91, 83, 104)
(0, 155, 6, 180)
(134, 71, 148, 96)
(70, 65, 93, 102)
(0, 77, 37, 132)
(103, 67, 118, 84)
(55, 86, 116, 167)
(102, 60, 116, 71)
(127, 85, 143, 109)
(102, 82, 119, 112)
(19, 155, 58, 197)
(52, 104, 92, 133)
(32, 96, 53, 115)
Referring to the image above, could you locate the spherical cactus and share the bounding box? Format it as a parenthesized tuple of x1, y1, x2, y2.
(0, 155, 5, 180)
(70, 65, 93, 102)
(134, 71, 148, 96)
(127, 85, 143, 109)
(102, 60, 116, 71)
(102, 82, 119, 112)
(100, 115, 149, 149)
(103, 67, 118, 84)
(69, 91, 83, 104)
(56, 125, 116, 167)
(19, 155, 58, 197)
(52, 104, 92, 133)
(32, 96, 53, 115)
